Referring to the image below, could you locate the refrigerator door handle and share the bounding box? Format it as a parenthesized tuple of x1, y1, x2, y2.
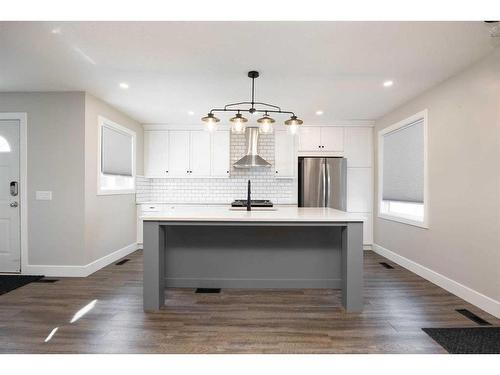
(325, 160, 331, 207)
(322, 158, 328, 207)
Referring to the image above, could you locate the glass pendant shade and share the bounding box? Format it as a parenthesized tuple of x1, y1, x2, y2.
(284, 115, 302, 135)
(257, 115, 275, 134)
(201, 113, 220, 132)
(229, 113, 248, 134)
(287, 123, 299, 135)
(284, 115, 303, 126)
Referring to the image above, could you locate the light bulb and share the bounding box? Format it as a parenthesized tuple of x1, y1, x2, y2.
(231, 120, 246, 134)
(287, 123, 299, 135)
(205, 121, 219, 133)
(259, 122, 273, 134)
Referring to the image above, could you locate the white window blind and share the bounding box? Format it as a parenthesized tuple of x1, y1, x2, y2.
(101, 125, 133, 176)
(382, 119, 424, 203)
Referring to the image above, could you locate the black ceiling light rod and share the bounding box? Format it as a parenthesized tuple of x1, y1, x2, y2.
(203, 70, 301, 120)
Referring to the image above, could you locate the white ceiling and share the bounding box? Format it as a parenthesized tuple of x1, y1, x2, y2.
(0, 21, 497, 125)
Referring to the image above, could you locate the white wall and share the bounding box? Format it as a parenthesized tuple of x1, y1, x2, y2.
(84, 93, 144, 263)
(0, 92, 87, 266)
(373, 49, 500, 317)
(0, 92, 144, 275)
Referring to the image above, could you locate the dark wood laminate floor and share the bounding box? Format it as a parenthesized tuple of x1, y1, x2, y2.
(0, 250, 498, 353)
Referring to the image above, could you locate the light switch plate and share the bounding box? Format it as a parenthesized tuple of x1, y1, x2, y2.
(36, 191, 52, 200)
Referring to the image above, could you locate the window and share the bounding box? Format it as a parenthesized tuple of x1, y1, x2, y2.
(0, 136, 11, 152)
(378, 110, 428, 228)
(97, 116, 136, 195)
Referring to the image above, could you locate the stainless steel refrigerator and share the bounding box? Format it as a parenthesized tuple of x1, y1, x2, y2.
(298, 157, 347, 210)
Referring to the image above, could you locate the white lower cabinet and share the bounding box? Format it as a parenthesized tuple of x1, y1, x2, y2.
(346, 167, 373, 246)
(274, 130, 296, 178)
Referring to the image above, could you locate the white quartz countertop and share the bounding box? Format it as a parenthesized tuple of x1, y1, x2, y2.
(141, 206, 365, 223)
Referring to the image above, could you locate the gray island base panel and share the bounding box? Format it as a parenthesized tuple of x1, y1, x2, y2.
(143, 219, 363, 313)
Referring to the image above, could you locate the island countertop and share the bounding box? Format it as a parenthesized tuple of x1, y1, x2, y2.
(141, 206, 365, 223)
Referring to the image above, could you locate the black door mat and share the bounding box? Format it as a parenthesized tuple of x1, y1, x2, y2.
(195, 288, 221, 293)
(379, 262, 394, 269)
(455, 309, 491, 326)
(422, 327, 500, 354)
(0, 275, 43, 295)
(33, 278, 59, 283)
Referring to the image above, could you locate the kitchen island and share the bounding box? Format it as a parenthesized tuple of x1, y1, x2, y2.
(142, 206, 364, 312)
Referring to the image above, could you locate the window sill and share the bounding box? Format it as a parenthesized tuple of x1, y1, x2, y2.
(378, 212, 428, 229)
(97, 189, 136, 196)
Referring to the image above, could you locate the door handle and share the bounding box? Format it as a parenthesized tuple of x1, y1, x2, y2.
(10, 202, 18, 208)
(10, 181, 18, 196)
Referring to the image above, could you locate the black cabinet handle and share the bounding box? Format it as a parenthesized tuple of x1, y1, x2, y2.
(275, 170, 278, 173)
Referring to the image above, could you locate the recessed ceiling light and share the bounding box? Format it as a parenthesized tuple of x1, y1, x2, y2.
(51, 28, 61, 34)
(383, 80, 394, 87)
(188, 111, 195, 116)
(315, 110, 324, 116)
(119, 82, 129, 89)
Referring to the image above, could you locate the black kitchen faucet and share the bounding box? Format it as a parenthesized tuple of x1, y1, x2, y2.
(247, 180, 251, 211)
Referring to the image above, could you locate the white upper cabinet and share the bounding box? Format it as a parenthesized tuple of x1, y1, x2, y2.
(189, 131, 211, 177)
(168, 131, 191, 177)
(321, 127, 344, 152)
(274, 130, 295, 178)
(211, 130, 230, 177)
(144, 128, 230, 178)
(298, 127, 322, 151)
(298, 126, 344, 152)
(344, 127, 373, 167)
(144, 130, 169, 177)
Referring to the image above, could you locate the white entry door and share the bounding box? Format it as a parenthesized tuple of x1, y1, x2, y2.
(0, 120, 20, 272)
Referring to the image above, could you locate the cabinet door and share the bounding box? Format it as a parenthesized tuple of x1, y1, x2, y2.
(144, 131, 169, 177)
(274, 131, 295, 177)
(298, 127, 321, 151)
(168, 131, 191, 177)
(346, 167, 373, 212)
(211, 130, 230, 177)
(321, 127, 344, 151)
(189, 131, 211, 177)
(344, 127, 373, 167)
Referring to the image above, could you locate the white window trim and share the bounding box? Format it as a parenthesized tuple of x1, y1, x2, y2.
(377, 109, 429, 229)
(97, 116, 136, 195)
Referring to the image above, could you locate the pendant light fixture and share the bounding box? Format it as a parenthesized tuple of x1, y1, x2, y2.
(284, 115, 303, 135)
(257, 112, 275, 134)
(201, 71, 303, 134)
(201, 113, 220, 132)
(229, 112, 248, 134)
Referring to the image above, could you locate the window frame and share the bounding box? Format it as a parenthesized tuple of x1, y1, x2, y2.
(377, 110, 429, 228)
(97, 116, 136, 195)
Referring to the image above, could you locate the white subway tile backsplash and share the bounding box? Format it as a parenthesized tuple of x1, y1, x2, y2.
(136, 131, 296, 204)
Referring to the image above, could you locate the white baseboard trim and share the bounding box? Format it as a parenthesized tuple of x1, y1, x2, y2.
(363, 244, 372, 251)
(372, 243, 500, 319)
(23, 243, 139, 278)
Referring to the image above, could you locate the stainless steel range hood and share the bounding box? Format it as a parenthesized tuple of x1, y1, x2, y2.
(233, 127, 271, 168)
